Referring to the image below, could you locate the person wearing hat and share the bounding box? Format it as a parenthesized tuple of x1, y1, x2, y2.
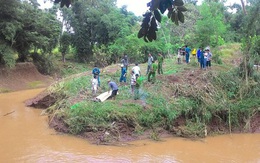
(119, 64, 127, 83)
(107, 79, 118, 100)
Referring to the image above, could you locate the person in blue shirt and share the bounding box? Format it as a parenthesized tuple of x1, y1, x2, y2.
(92, 65, 100, 86)
(119, 64, 127, 83)
(197, 47, 204, 68)
(185, 45, 191, 63)
(107, 80, 118, 100)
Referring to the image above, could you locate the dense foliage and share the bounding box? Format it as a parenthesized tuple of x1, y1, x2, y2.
(0, 0, 61, 67)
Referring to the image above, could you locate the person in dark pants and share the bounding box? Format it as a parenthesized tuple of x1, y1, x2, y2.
(121, 54, 129, 71)
(148, 60, 158, 83)
(185, 45, 191, 63)
(119, 64, 127, 83)
(92, 65, 101, 86)
(107, 79, 118, 100)
(206, 49, 212, 69)
(157, 53, 164, 74)
(134, 74, 142, 100)
(146, 53, 154, 75)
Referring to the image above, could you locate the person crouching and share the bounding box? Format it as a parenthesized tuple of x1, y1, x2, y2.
(107, 79, 118, 100)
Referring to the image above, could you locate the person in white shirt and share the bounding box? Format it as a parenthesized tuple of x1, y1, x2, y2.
(130, 71, 136, 94)
(132, 63, 141, 76)
(177, 48, 182, 64)
(203, 49, 208, 70)
(146, 53, 154, 75)
(206, 49, 212, 68)
(91, 75, 98, 95)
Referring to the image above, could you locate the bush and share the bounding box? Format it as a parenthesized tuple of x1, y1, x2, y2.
(212, 51, 223, 64)
(0, 42, 16, 67)
(32, 52, 57, 75)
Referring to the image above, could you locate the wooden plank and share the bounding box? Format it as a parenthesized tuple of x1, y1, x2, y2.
(95, 91, 119, 102)
(96, 91, 111, 102)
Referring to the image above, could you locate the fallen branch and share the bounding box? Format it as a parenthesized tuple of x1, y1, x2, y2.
(3, 111, 15, 116)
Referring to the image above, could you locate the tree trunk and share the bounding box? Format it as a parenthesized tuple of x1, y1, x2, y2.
(240, 0, 247, 15)
(18, 52, 27, 62)
(62, 53, 66, 63)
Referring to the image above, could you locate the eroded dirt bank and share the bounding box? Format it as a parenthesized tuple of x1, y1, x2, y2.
(0, 62, 53, 92)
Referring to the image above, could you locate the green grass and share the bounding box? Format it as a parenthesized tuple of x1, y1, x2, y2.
(27, 81, 44, 88)
(0, 87, 11, 93)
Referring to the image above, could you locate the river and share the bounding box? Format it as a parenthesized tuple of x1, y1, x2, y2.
(0, 89, 259, 162)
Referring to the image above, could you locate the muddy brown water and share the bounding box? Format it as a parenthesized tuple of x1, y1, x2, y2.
(0, 89, 260, 162)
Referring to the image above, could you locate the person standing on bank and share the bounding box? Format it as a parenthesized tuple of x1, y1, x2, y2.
(197, 47, 203, 65)
(91, 75, 98, 95)
(185, 45, 191, 63)
(206, 49, 212, 69)
(130, 71, 136, 94)
(148, 60, 158, 82)
(119, 64, 127, 83)
(134, 74, 142, 100)
(177, 48, 182, 64)
(132, 63, 141, 76)
(122, 54, 129, 71)
(157, 53, 164, 74)
(92, 64, 101, 86)
(146, 53, 154, 75)
(107, 79, 118, 100)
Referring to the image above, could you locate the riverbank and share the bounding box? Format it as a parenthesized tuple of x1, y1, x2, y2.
(25, 57, 260, 145)
(46, 66, 260, 145)
(0, 62, 53, 93)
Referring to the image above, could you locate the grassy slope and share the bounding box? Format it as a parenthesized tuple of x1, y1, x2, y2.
(43, 43, 260, 144)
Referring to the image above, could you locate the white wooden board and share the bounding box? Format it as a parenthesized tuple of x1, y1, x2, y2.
(95, 91, 119, 102)
(95, 91, 111, 102)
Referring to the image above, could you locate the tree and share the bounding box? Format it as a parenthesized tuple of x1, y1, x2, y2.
(59, 32, 71, 62)
(224, 3, 244, 42)
(0, 0, 22, 66)
(239, 0, 260, 85)
(0, 0, 61, 66)
(195, 1, 227, 47)
(61, 0, 138, 63)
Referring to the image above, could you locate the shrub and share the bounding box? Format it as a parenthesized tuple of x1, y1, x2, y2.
(32, 53, 57, 75)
